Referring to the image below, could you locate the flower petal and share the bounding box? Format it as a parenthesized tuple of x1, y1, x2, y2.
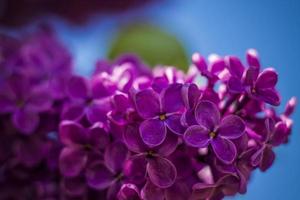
(141, 181, 164, 200)
(123, 154, 147, 184)
(226, 56, 244, 79)
(183, 125, 210, 148)
(155, 131, 178, 157)
(59, 147, 87, 177)
(62, 103, 85, 121)
(255, 88, 281, 106)
(85, 161, 115, 190)
(147, 157, 177, 188)
(165, 113, 185, 135)
(195, 100, 220, 130)
(255, 68, 278, 89)
(218, 115, 245, 139)
(12, 109, 39, 134)
(118, 184, 141, 200)
(134, 89, 160, 119)
(104, 141, 128, 173)
(227, 76, 244, 93)
(87, 122, 110, 149)
(139, 119, 167, 147)
(243, 66, 259, 86)
(123, 124, 147, 153)
(191, 183, 215, 200)
(67, 76, 89, 99)
(271, 122, 288, 146)
(161, 83, 184, 113)
(86, 98, 111, 124)
(211, 137, 237, 164)
(165, 181, 190, 200)
(59, 120, 87, 146)
(27, 86, 52, 112)
(181, 83, 200, 109)
(246, 49, 260, 68)
(260, 146, 275, 172)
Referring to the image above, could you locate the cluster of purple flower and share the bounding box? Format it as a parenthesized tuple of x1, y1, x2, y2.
(0, 29, 296, 200)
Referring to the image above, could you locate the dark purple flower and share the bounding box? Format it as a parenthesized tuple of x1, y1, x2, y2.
(85, 141, 129, 200)
(62, 75, 111, 123)
(123, 124, 178, 188)
(0, 75, 52, 134)
(59, 120, 109, 177)
(134, 83, 185, 147)
(190, 174, 240, 200)
(251, 118, 289, 171)
(117, 183, 141, 200)
(184, 100, 245, 163)
(226, 49, 280, 106)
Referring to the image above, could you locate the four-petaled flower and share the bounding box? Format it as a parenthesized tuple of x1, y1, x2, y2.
(184, 100, 246, 163)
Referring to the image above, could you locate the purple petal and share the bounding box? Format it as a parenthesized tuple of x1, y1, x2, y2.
(246, 49, 260, 68)
(123, 124, 147, 153)
(165, 113, 185, 135)
(59, 147, 87, 177)
(271, 122, 288, 146)
(255, 68, 278, 89)
(195, 100, 220, 130)
(87, 122, 110, 149)
(226, 56, 244, 79)
(12, 109, 39, 134)
(260, 146, 275, 171)
(155, 131, 178, 156)
(123, 154, 147, 184)
(191, 183, 215, 200)
(227, 76, 245, 93)
(85, 161, 115, 190)
(151, 76, 169, 93)
(27, 86, 52, 112)
(67, 76, 89, 99)
(161, 83, 184, 113)
(118, 184, 141, 200)
(86, 98, 111, 124)
(218, 115, 245, 139)
(134, 89, 160, 119)
(251, 147, 264, 167)
(243, 66, 259, 86)
(139, 119, 167, 147)
(211, 137, 237, 164)
(255, 88, 281, 106)
(181, 83, 200, 109)
(62, 177, 87, 197)
(59, 120, 87, 146)
(184, 125, 210, 148)
(165, 182, 190, 200)
(141, 181, 164, 200)
(62, 103, 85, 121)
(147, 157, 177, 188)
(0, 94, 15, 113)
(104, 141, 128, 173)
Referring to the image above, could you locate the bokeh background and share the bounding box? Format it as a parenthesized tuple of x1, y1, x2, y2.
(1, 0, 299, 199)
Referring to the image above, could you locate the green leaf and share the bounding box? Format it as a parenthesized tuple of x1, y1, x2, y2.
(108, 23, 189, 71)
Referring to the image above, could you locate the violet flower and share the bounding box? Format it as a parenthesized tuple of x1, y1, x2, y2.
(251, 118, 289, 171)
(184, 100, 246, 163)
(134, 83, 185, 147)
(59, 120, 109, 177)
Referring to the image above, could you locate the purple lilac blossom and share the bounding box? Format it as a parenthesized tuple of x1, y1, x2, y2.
(0, 31, 297, 200)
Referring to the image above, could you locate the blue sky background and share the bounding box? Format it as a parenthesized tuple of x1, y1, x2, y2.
(2, 0, 299, 199)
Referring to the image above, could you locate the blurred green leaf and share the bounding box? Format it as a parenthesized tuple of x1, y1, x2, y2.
(108, 23, 189, 71)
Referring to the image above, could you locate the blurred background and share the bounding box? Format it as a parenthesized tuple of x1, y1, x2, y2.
(0, 0, 299, 199)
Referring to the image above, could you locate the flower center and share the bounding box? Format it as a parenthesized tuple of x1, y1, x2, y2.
(159, 114, 166, 121)
(209, 131, 217, 139)
(251, 88, 256, 94)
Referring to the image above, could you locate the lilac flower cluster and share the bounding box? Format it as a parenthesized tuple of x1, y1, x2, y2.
(0, 30, 296, 200)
